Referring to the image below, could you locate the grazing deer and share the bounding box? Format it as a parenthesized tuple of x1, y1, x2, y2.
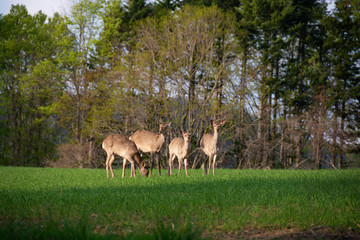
(200, 120, 225, 175)
(102, 134, 149, 178)
(168, 131, 191, 176)
(129, 123, 171, 177)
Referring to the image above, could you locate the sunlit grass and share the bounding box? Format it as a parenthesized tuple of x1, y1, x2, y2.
(0, 167, 359, 238)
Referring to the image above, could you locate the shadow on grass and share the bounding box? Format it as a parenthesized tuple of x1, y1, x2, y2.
(0, 221, 208, 240)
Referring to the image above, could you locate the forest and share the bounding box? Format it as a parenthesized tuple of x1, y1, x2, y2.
(0, 0, 359, 170)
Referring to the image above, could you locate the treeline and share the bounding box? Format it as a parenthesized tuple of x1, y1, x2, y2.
(0, 0, 359, 169)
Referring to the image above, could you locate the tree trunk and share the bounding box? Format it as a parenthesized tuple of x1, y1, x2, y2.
(331, 101, 339, 168)
(259, 67, 268, 168)
(295, 116, 302, 168)
(237, 49, 248, 169)
(338, 100, 346, 169)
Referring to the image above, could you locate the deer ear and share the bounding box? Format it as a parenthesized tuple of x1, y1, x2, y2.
(168, 122, 173, 127)
(210, 120, 214, 125)
(180, 130, 183, 135)
(221, 120, 226, 126)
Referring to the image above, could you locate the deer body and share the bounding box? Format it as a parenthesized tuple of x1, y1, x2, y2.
(130, 130, 165, 152)
(168, 132, 191, 176)
(102, 134, 149, 178)
(129, 123, 171, 177)
(200, 120, 225, 175)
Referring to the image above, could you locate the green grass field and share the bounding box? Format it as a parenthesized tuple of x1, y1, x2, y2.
(0, 167, 359, 239)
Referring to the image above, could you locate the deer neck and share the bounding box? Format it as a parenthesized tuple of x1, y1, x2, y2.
(186, 139, 192, 155)
(183, 138, 189, 149)
(133, 152, 142, 166)
(154, 133, 165, 150)
(213, 129, 219, 142)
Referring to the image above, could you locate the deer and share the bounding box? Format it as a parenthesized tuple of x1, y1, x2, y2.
(102, 134, 149, 178)
(200, 120, 225, 175)
(168, 131, 191, 176)
(129, 123, 171, 177)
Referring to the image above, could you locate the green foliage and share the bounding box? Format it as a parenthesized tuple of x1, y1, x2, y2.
(0, 5, 68, 165)
(125, 0, 153, 26)
(97, 0, 126, 66)
(0, 167, 359, 238)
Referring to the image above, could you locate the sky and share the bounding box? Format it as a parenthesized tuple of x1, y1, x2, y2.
(1, 0, 336, 17)
(1, 0, 70, 16)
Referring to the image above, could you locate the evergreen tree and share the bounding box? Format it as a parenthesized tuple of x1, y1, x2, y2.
(324, 0, 360, 168)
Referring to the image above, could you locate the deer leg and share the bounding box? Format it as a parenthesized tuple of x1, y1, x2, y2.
(202, 158, 206, 175)
(212, 154, 217, 176)
(105, 153, 111, 178)
(178, 158, 182, 176)
(127, 157, 137, 178)
(150, 152, 155, 177)
(156, 153, 161, 176)
(131, 162, 136, 178)
(201, 160, 204, 175)
(168, 153, 174, 176)
(122, 158, 127, 178)
(168, 154, 171, 176)
(126, 159, 135, 178)
(109, 154, 115, 178)
(208, 155, 212, 175)
(184, 158, 188, 176)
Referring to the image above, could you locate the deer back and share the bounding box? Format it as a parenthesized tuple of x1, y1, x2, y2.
(103, 134, 139, 158)
(130, 129, 165, 153)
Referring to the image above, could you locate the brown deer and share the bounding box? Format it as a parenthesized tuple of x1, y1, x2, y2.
(168, 131, 191, 176)
(102, 134, 149, 178)
(200, 120, 225, 175)
(129, 123, 171, 177)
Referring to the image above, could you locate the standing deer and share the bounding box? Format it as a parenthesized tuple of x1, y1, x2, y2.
(200, 120, 225, 175)
(168, 131, 191, 176)
(129, 123, 171, 177)
(102, 134, 149, 178)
